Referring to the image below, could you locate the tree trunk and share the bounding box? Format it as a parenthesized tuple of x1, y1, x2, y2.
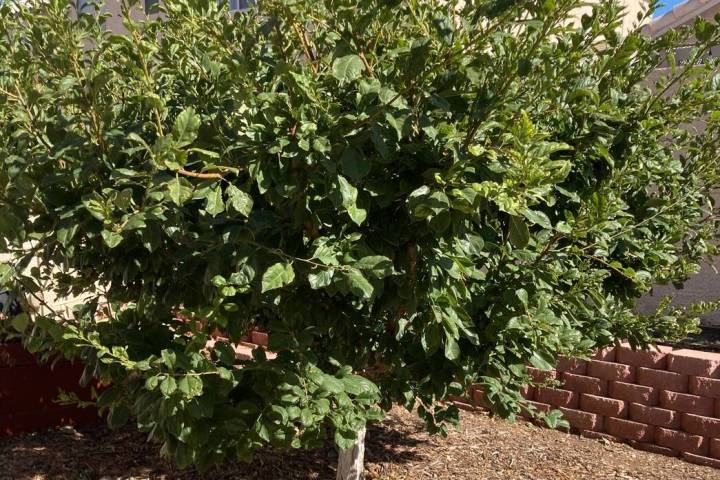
(336, 426, 366, 480)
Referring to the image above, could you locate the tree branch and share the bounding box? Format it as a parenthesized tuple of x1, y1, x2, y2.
(177, 169, 229, 180)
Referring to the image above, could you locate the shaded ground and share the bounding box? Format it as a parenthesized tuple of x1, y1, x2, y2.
(2, 408, 719, 480)
(671, 326, 720, 352)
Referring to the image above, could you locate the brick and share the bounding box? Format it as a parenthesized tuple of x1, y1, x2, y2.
(592, 347, 616, 362)
(580, 394, 627, 418)
(527, 366, 558, 384)
(616, 343, 673, 369)
(716, 399, 720, 418)
(561, 372, 607, 396)
(0, 406, 101, 436)
(448, 394, 471, 403)
(581, 430, 623, 443)
(233, 343, 254, 360)
(449, 396, 477, 412)
(609, 381, 659, 406)
(605, 417, 654, 442)
(655, 427, 709, 455)
(536, 387, 579, 408)
(559, 407, 603, 431)
(250, 330, 269, 347)
(680, 413, 720, 437)
(520, 385, 536, 400)
(667, 349, 720, 378)
(629, 403, 680, 428)
(587, 360, 635, 382)
(556, 356, 587, 375)
(472, 387, 491, 409)
(637, 367, 688, 393)
(660, 391, 714, 416)
(689, 376, 720, 399)
(628, 440, 679, 457)
(520, 401, 551, 420)
(453, 400, 478, 412)
(238, 341, 277, 360)
(711, 438, 720, 459)
(681, 452, 720, 469)
(0, 343, 37, 367)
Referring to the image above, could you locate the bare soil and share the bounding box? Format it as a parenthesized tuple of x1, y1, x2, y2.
(1, 407, 718, 480)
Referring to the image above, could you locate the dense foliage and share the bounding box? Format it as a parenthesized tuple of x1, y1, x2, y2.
(1, 0, 720, 470)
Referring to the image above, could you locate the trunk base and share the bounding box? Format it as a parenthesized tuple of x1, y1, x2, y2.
(336, 426, 366, 480)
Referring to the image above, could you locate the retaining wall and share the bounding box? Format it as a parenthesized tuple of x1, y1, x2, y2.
(463, 344, 720, 469)
(3, 333, 719, 470)
(0, 342, 100, 435)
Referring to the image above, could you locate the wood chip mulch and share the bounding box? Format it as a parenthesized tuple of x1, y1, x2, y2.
(1, 407, 719, 480)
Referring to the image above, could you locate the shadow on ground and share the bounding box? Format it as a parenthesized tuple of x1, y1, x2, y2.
(3, 407, 718, 480)
(0, 415, 427, 480)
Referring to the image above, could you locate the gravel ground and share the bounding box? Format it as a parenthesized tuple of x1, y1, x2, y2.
(1, 407, 719, 480)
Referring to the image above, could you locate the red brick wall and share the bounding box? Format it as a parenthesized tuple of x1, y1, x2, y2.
(461, 344, 720, 469)
(0, 343, 100, 435)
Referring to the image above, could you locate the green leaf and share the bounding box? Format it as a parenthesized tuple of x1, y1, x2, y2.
(444, 337, 460, 360)
(83, 195, 107, 221)
(57, 225, 79, 247)
(346, 204, 367, 226)
(308, 269, 334, 289)
(516, 288, 529, 307)
(337, 175, 367, 225)
(320, 375, 344, 394)
(522, 209, 552, 230)
(173, 107, 201, 148)
(178, 376, 203, 397)
(145, 375, 161, 391)
(354, 256, 393, 278)
(261, 262, 295, 293)
(529, 352, 555, 371)
(332, 55, 365, 83)
(340, 147, 370, 181)
(167, 177, 193, 206)
(160, 376, 177, 396)
(335, 428, 361, 450)
(341, 375, 378, 396)
(0, 263, 15, 286)
(161, 349, 177, 369)
(408, 188, 449, 220)
(107, 405, 130, 429)
(205, 186, 225, 216)
(227, 185, 254, 217)
(421, 322, 441, 355)
(517, 58, 532, 76)
(10, 312, 29, 332)
(337, 175, 358, 206)
(508, 215, 530, 248)
(346, 269, 374, 299)
(101, 230, 123, 248)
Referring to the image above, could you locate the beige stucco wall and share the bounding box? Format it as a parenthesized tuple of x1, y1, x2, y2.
(98, 0, 649, 34)
(636, 1, 720, 328)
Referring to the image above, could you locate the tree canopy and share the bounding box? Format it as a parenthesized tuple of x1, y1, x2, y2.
(1, 0, 719, 471)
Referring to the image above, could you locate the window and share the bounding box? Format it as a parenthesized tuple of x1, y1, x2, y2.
(228, 0, 255, 12)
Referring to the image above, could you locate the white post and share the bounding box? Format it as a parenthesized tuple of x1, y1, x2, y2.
(336, 426, 366, 480)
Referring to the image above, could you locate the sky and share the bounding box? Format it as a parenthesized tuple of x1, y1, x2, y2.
(653, 0, 686, 16)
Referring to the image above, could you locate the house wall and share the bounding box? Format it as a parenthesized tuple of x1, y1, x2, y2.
(637, 1, 720, 328)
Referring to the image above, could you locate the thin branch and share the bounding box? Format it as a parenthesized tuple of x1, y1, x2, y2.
(358, 51, 374, 77)
(292, 22, 317, 73)
(177, 168, 229, 180)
